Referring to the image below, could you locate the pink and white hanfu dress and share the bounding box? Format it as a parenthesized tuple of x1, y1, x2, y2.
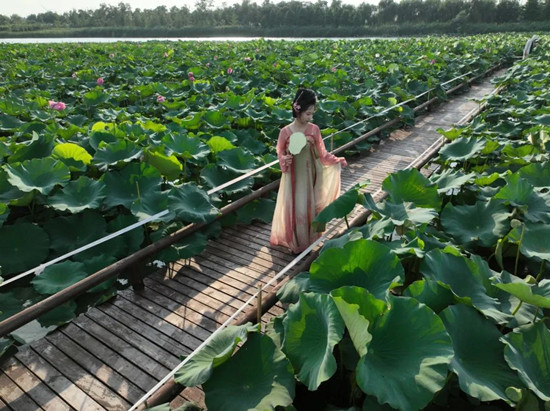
(270, 123, 343, 254)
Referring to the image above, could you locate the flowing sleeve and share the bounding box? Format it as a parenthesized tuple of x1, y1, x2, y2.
(276, 127, 291, 173)
(311, 124, 346, 166)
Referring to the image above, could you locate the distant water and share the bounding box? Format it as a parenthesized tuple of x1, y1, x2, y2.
(1, 36, 392, 44)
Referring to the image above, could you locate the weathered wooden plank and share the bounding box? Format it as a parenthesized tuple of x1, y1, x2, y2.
(0, 370, 41, 410)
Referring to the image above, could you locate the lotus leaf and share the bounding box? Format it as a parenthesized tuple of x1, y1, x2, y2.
(38, 301, 77, 327)
(356, 296, 453, 411)
(174, 323, 258, 387)
(330, 286, 386, 357)
(181, 112, 202, 130)
(0, 223, 49, 275)
(235, 198, 275, 224)
(404, 279, 456, 313)
(200, 164, 253, 195)
(437, 127, 463, 141)
(508, 223, 550, 261)
(494, 173, 534, 207)
(0, 293, 23, 321)
(162, 133, 210, 161)
(32, 261, 87, 295)
(312, 184, 366, 232)
(207, 136, 235, 153)
(216, 147, 256, 173)
(83, 89, 108, 106)
(93, 139, 142, 166)
(82, 254, 119, 293)
(52, 142, 92, 171)
(168, 183, 219, 224)
(518, 162, 550, 190)
(501, 322, 550, 401)
(0, 203, 8, 227)
(107, 214, 144, 256)
(430, 168, 474, 193)
(440, 304, 524, 404)
(89, 131, 118, 150)
(47, 176, 106, 213)
(309, 239, 404, 300)
(282, 293, 344, 390)
(10, 320, 56, 345)
(438, 136, 486, 162)
(8, 131, 54, 163)
(5, 157, 70, 195)
(0, 338, 14, 358)
(276, 272, 311, 304)
(103, 162, 162, 209)
(382, 168, 441, 211)
(376, 201, 438, 227)
(144, 149, 182, 180)
(0, 113, 24, 130)
(492, 272, 550, 309)
(203, 110, 229, 129)
(203, 332, 295, 411)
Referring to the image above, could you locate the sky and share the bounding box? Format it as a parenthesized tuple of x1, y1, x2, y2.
(1, 0, 376, 17)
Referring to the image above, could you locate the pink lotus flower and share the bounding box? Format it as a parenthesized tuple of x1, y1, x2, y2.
(163, 52, 169, 58)
(189, 76, 195, 82)
(72, 72, 77, 78)
(227, 68, 233, 75)
(331, 66, 337, 72)
(109, 53, 115, 58)
(96, 77, 104, 85)
(188, 71, 194, 77)
(157, 95, 165, 103)
(244, 56, 251, 62)
(430, 59, 436, 65)
(48, 100, 66, 111)
(273, 62, 278, 68)
(206, 62, 210, 68)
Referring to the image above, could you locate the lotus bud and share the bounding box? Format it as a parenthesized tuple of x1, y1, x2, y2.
(510, 219, 522, 229)
(524, 275, 537, 285)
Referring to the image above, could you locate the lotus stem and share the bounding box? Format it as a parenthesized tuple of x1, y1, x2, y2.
(535, 260, 544, 282)
(344, 215, 350, 229)
(533, 307, 540, 323)
(514, 223, 525, 277)
(136, 181, 141, 201)
(511, 300, 523, 316)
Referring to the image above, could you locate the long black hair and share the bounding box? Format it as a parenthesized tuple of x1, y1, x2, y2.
(292, 88, 317, 118)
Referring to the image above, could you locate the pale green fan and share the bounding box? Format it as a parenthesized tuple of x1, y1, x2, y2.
(288, 132, 307, 155)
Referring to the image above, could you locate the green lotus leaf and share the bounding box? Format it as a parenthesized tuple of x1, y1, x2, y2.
(216, 147, 256, 173)
(89, 131, 118, 151)
(330, 286, 386, 357)
(206, 136, 236, 154)
(51, 142, 92, 172)
(421, 249, 511, 324)
(223, 94, 249, 110)
(10, 320, 56, 345)
(200, 164, 253, 195)
(0, 223, 50, 275)
(9, 131, 54, 163)
(437, 127, 463, 141)
(131, 191, 171, 221)
(518, 162, 550, 190)
(309, 239, 404, 300)
(276, 272, 311, 304)
(0, 169, 25, 202)
(144, 149, 182, 180)
(356, 296, 453, 411)
(282, 293, 344, 390)
(203, 332, 295, 411)
(107, 214, 144, 256)
(47, 176, 106, 213)
(174, 323, 258, 387)
(313, 184, 366, 232)
(180, 112, 202, 130)
(83, 89, 109, 106)
(81, 254, 119, 293)
(501, 322, 550, 401)
(0, 203, 8, 227)
(233, 130, 267, 155)
(508, 222, 550, 261)
(0, 113, 24, 130)
(492, 272, 550, 309)
(5, 157, 70, 195)
(474, 172, 503, 187)
(439, 136, 486, 162)
(382, 168, 441, 211)
(440, 199, 511, 249)
(234, 198, 275, 224)
(103, 163, 162, 209)
(0, 293, 23, 321)
(38, 301, 77, 327)
(32, 261, 87, 295)
(376, 201, 438, 227)
(93, 139, 142, 166)
(203, 110, 229, 129)
(494, 173, 534, 207)
(430, 168, 474, 193)
(440, 304, 524, 404)
(162, 133, 210, 161)
(168, 183, 219, 224)
(0, 337, 14, 358)
(404, 279, 456, 313)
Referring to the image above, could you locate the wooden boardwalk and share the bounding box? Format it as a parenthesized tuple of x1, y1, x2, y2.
(0, 74, 499, 411)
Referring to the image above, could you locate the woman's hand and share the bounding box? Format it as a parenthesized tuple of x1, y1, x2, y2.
(282, 154, 293, 167)
(339, 158, 348, 167)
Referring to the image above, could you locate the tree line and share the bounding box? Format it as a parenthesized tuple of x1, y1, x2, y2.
(1, 0, 549, 34)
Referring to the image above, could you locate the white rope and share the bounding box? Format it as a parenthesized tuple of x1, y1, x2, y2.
(0, 210, 169, 288)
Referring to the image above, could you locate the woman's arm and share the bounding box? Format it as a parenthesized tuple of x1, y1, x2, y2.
(276, 127, 293, 172)
(311, 124, 347, 167)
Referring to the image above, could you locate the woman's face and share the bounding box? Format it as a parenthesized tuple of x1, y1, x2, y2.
(298, 105, 315, 123)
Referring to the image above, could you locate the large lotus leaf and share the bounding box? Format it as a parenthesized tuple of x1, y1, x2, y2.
(38, 301, 77, 327)
(276, 272, 312, 304)
(82, 254, 119, 293)
(5, 157, 70, 195)
(203, 110, 229, 129)
(51, 142, 92, 172)
(174, 323, 258, 387)
(144, 149, 182, 180)
(93, 139, 142, 166)
(430, 169, 475, 193)
(89, 131, 118, 151)
(309, 239, 404, 300)
(0, 203, 8, 227)
(0, 113, 24, 130)
(203, 332, 294, 411)
(200, 164, 253, 195)
(356, 296, 453, 411)
(0, 293, 23, 321)
(421, 249, 511, 324)
(282, 293, 344, 390)
(103, 163, 162, 209)
(31, 261, 87, 295)
(83, 89, 109, 106)
(404, 279, 456, 313)
(375, 201, 438, 227)
(0, 169, 25, 202)
(330, 286, 386, 357)
(382, 168, 441, 211)
(518, 162, 550, 190)
(439, 136, 486, 162)
(180, 112, 202, 130)
(440, 304, 524, 404)
(206, 136, 236, 154)
(8, 131, 54, 163)
(10, 320, 56, 345)
(107, 214, 144, 256)
(47, 176, 106, 213)
(162, 133, 210, 161)
(312, 184, 366, 232)
(492, 272, 550, 309)
(168, 183, 219, 224)
(494, 173, 534, 207)
(440, 199, 511, 248)
(131, 191, 171, 221)
(501, 322, 550, 401)
(0, 223, 49, 275)
(521, 192, 550, 223)
(235, 198, 275, 224)
(43, 210, 107, 257)
(216, 147, 256, 173)
(508, 223, 550, 262)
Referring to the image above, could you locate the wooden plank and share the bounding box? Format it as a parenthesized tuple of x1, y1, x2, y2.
(0, 370, 41, 411)
(15, 347, 104, 410)
(44, 330, 144, 404)
(31, 338, 129, 410)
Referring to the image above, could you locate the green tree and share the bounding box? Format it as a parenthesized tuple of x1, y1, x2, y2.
(495, 0, 521, 22)
(523, 0, 541, 20)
